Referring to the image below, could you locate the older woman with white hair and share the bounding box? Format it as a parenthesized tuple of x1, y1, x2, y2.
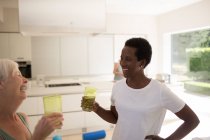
(0, 59, 63, 140)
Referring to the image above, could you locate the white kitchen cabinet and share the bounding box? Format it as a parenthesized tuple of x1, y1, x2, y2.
(88, 35, 114, 74)
(18, 97, 39, 115)
(62, 94, 83, 112)
(85, 92, 111, 128)
(18, 96, 44, 115)
(19, 0, 106, 34)
(62, 112, 85, 130)
(31, 35, 115, 77)
(95, 92, 111, 109)
(0, 33, 10, 58)
(31, 37, 61, 77)
(9, 33, 31, 61)
(85, 112, 110, 129)
(60, 36, 88, 76)
(62, 93, 85, 130)
(28, 115, 42, 133)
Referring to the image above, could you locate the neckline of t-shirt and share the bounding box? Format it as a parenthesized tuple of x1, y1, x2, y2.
(124, 78, 154, 92)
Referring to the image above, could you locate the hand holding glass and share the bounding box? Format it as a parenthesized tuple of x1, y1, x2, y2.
(81, 87, 97, 112)
(43, 95, 63, 139)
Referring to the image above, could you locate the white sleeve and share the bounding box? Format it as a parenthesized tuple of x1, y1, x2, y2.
(111, 84, 117, 106)
(160, 84, 185, 113)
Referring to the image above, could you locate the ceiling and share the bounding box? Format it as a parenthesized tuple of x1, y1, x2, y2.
(106, 0, 203, 15)
(0, 0, 203, 15)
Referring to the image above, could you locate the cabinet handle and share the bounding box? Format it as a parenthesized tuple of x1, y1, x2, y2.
(17, 57, 24, 60)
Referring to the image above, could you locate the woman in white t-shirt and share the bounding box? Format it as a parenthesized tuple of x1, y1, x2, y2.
(91, 37, 199, 140)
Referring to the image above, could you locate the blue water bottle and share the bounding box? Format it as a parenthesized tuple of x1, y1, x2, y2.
(52, 135, 62, 140)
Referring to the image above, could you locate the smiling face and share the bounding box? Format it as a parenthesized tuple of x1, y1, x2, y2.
(6, 69, 28, 100)
(0, 60, 28, 102)
(120, 46, 143, 79)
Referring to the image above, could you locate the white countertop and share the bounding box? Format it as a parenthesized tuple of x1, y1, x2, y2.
(27, 80, 114, 97)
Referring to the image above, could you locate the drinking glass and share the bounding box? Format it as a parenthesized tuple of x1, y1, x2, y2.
(43, 95, 62, 115)
(81, 87, 97, 112)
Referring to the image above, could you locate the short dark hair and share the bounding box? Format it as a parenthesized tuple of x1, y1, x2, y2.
(125, 37, 152, 67)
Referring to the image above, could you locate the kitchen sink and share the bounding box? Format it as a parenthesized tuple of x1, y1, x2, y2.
(45, 83, 81, 87)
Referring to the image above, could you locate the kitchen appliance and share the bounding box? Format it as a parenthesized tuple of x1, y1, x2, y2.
(16, 61, 32, 79)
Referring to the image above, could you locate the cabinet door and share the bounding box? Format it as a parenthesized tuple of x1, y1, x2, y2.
(62, 94, 83, 112)
(88, 35, 114, 74)
(62, 94, 86, 131)
(0, 33, 10, 58)
(9, 33, 31, 61)
(18, 97, 40, 115)
(28, 110, 85, 133)
(85, 112, 110, 128)
(62, 112, 85, 130)
(95, 92, 111, 109)
(60, 36, 88, 76)
(28, 115, 42, 133)
(85, 92, 111, 128)
(31, 37, 60, 77)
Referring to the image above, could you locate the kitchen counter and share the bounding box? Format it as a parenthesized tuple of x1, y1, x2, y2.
(27, 80, 114, 97)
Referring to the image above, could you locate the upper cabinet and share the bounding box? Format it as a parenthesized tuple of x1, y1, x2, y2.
(31, 37, 61, 77)
(60, 36, 88, 76)
(31, 35, 114, 77)
(0, 33, 10, 59)
(88, 35, 114, 74)
(18, 0, 106, 35)
(0, 33, 31, 61)
(9, 33, 31, 61)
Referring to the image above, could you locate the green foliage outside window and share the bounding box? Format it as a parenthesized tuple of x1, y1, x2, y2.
(171, 29, 210, 75)
(173, 29, 210, 92)
(186, 48, 210, 72)
(201, 50, 210, 71)
(189, 57, 202, 72)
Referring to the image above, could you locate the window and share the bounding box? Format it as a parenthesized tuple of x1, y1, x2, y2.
(171, 28, 210, 81)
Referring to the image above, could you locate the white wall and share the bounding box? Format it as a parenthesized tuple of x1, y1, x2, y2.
(157, 0, 210, 73)
(106, 13, 158, 76)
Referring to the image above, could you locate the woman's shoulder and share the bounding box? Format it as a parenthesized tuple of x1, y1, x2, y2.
(147, 79, 170, 92)
(150, 79, 165, 86)
(114, 78, 126, 85)
(112, 79, 126, 91)
(17, 113, 29, 124)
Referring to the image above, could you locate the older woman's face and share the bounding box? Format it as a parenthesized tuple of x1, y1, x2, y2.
(3, 69, 28, 100)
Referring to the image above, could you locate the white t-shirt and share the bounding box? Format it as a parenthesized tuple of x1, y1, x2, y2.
(111, 79, 185, 140)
